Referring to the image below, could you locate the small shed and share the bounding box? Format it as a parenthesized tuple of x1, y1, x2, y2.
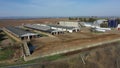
(117, 24, 120, 30)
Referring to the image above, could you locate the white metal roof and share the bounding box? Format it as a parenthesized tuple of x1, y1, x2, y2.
(117, 24, 120, 28)
(21, 33, 38, 37)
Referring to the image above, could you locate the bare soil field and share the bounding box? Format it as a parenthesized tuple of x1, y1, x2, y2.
(1, 18, 120, 67)
(27, 30, 120, 61)
(43, 42, 120, 68)
(5, 41, 120, 68)
(0, 31, 23, 65)
(0, 18, 68, 27)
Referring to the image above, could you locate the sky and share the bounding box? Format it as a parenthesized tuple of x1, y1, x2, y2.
(0, 0, 120, 17)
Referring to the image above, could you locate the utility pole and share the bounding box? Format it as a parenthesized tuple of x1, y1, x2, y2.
(80, 54, 86, 64)
(116, 58, 119, 68)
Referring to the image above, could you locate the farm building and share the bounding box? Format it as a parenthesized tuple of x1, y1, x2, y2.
(24, 24, 64, 35)
(93, 19, 108, 28)
(48, 24, 80, 33)
(90, 19, 111, 32)
(80, 22, 94, 27)
(92, 19, 118, 28)
(58, 21, 81, 29)
(4, 26, 38, 40)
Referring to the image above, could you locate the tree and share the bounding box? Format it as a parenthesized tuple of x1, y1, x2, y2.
(116, 18, 120, 24)
(69, 17, 78, 20)
(88, 18, 96, 22)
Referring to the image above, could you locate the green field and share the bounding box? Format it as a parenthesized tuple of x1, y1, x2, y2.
(0, 47, 14, 61)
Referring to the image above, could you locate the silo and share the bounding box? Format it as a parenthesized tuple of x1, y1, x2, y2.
(108, 19, 118, 28)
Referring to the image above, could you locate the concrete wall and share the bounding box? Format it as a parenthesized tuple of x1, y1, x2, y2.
(59, 21, 79, 28)
(23, 42, 31, 56)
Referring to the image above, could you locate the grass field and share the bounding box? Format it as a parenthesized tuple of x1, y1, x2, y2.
(24, 54, 64, 64)
(0, 47, 14, 61)
(0, 54, 64, 67)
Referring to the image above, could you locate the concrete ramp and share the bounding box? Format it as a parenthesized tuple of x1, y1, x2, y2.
(23, 42, 31, 56)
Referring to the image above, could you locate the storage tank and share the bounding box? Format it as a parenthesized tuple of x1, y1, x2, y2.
(108, 19, 118, 28)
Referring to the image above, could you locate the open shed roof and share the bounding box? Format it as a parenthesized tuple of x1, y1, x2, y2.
(24, 24, 62, 33)
(5, 26, 37, 37)
(48, 24, 76, 29)
(25, 24, 50, 31)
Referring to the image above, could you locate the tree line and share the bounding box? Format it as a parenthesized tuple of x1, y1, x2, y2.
(69, 17, 97, 22)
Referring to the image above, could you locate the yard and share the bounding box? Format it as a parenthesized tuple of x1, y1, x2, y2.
(26, 30, 120, 61)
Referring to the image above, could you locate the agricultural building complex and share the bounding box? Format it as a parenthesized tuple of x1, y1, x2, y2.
(4, 26, 38, 40)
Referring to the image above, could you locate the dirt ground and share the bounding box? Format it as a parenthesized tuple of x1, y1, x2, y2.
(0, 18, 69, 27)
(28, 29, 120, 61)
(0, 31, 23, 65)
(0, 31, 13, 47)
(1, 18, 120, 68)
(7, 41, 120, 68)
(43, 42, 120, 68)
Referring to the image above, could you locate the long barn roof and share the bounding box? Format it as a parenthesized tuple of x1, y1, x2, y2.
(48, 24, 76, 29)
(5, 26, 37, 37)
(24, 24, 62, 33)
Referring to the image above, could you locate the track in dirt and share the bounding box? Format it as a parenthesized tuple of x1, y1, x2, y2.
(62, 41, 119, 56)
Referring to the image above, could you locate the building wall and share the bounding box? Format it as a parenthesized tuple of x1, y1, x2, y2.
(59, 21, 80, 28)
(67, 29, 73, 33)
